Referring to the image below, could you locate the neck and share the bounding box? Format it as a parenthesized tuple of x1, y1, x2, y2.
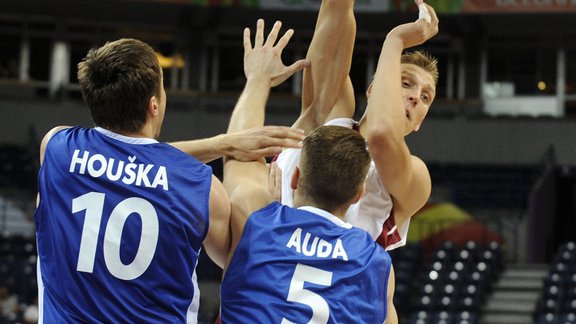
(293, 195, 349, 221)
(111, 123, 156, 139)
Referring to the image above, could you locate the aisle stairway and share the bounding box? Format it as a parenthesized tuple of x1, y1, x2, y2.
(480, 263, 549, 324)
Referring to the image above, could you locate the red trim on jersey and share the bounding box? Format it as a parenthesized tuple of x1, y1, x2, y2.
(375, 210, 401, 249)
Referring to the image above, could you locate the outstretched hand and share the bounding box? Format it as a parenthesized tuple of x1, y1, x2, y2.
(226, 126, 304, 161)
(244, 19, 310, 87)
(387, 0, 439, 49)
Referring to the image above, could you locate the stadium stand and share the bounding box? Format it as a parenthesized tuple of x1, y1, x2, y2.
(391, 240, 504, 324)
(534, 241, 576, 324)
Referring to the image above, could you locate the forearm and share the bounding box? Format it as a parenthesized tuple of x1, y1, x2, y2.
(299, 0, 356, 129)
(169, 135, 230, 164)
(227, 77, 272, 134)
(366, 35, 405, 137)
(224, 77, 271, 193)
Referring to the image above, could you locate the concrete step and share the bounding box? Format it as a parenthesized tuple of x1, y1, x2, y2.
(484, 299, 536, 313)
(479, 263, 548, 324)
(501, 266, 548, 279)
(489, 290, 541, 302)
(495, 277, 544, 290)
(480, 313, 533, 324)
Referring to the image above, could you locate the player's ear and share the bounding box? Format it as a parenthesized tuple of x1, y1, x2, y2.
(148, 95, 159, 116)
(290, 167, 300, 190)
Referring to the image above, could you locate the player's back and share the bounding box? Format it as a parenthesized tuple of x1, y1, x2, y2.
(220, 202, 390, 323)
(35, 127, 212, 323)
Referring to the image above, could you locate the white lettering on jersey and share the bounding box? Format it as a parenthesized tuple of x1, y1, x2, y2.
(286, 227, 349, 261)
(69, 150, 169, 190)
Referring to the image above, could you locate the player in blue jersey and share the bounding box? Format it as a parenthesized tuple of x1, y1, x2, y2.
(34, 38, 307, 323)
(220, 19, 398, 323)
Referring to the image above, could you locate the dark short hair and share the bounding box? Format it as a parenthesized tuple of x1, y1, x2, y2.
(77, 38, 162, 133)
(299, 125, 371, 210)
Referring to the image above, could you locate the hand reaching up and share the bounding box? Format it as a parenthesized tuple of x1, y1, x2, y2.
(243, 19, 310, 87)
(387, 0, 439, 50)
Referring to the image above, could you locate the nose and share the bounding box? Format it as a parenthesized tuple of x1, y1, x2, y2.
(408, 86, 422, 105)
(408, 94, 419, 107)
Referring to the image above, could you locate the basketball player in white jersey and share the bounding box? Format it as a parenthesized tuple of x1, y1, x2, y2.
(275, 0, 439, 250)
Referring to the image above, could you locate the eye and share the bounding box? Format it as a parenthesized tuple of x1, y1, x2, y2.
(421, 94, 430, 103)
(402, 80, 411, 88)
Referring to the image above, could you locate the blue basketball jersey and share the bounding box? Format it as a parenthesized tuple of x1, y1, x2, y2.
(35, 127, 212, 323)
(220, 202, 391, 323)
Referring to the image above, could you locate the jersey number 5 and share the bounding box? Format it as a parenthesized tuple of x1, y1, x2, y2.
(281, 263, 333, 324)
(72, 191, 159, 280)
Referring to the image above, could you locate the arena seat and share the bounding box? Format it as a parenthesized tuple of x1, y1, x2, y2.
(562, 312, 576, 323)
(404, 241, 503, 323)
(408, 310, 434, 324)
(453, 310, 479, 324)
(536, 312, 561, 324)
(535, 241, 576, 322)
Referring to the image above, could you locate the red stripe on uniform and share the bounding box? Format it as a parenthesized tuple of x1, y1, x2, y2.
(375, 211, 401, 250)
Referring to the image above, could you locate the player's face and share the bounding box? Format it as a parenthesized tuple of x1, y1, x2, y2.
(400, 63, 436, 135)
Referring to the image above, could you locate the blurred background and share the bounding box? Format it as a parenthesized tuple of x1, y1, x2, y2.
(0, 0, 575, 323)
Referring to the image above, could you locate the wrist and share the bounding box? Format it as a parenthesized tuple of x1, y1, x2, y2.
(245, 76, 273, 89)
(384, 34, 404, 48)
(215, 133, 233, 156)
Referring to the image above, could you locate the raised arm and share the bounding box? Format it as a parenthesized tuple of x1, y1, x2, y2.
(292, 0, 357, 134)
(365, 1, 439, 230)
(223, 19, 308, 267)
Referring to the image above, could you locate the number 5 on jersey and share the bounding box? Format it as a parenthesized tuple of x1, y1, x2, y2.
(281, 263, 333, 324)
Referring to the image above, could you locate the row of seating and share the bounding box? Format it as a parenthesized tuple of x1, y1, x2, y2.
(535, 241, 576, 324)
(0, 145, 36, 192)
(390, 240, 503, 324)
(0, 235, 37, 309)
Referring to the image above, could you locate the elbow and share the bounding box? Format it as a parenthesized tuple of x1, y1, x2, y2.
(366, 130, 387, 155)
(365, 122, 394, 147)
(365, 122, 403, 156)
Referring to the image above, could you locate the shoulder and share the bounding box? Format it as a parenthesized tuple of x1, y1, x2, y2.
(408, 154, 432, 199)
(40, 126, 74, 164)
(247, 201, 284, 221)
(41, 126, 73, 145)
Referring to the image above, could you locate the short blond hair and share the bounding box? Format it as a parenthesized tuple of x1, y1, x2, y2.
(401, 50, 439, 85)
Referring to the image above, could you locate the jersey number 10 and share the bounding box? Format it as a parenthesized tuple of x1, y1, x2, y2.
(72, 191, 159, 280)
